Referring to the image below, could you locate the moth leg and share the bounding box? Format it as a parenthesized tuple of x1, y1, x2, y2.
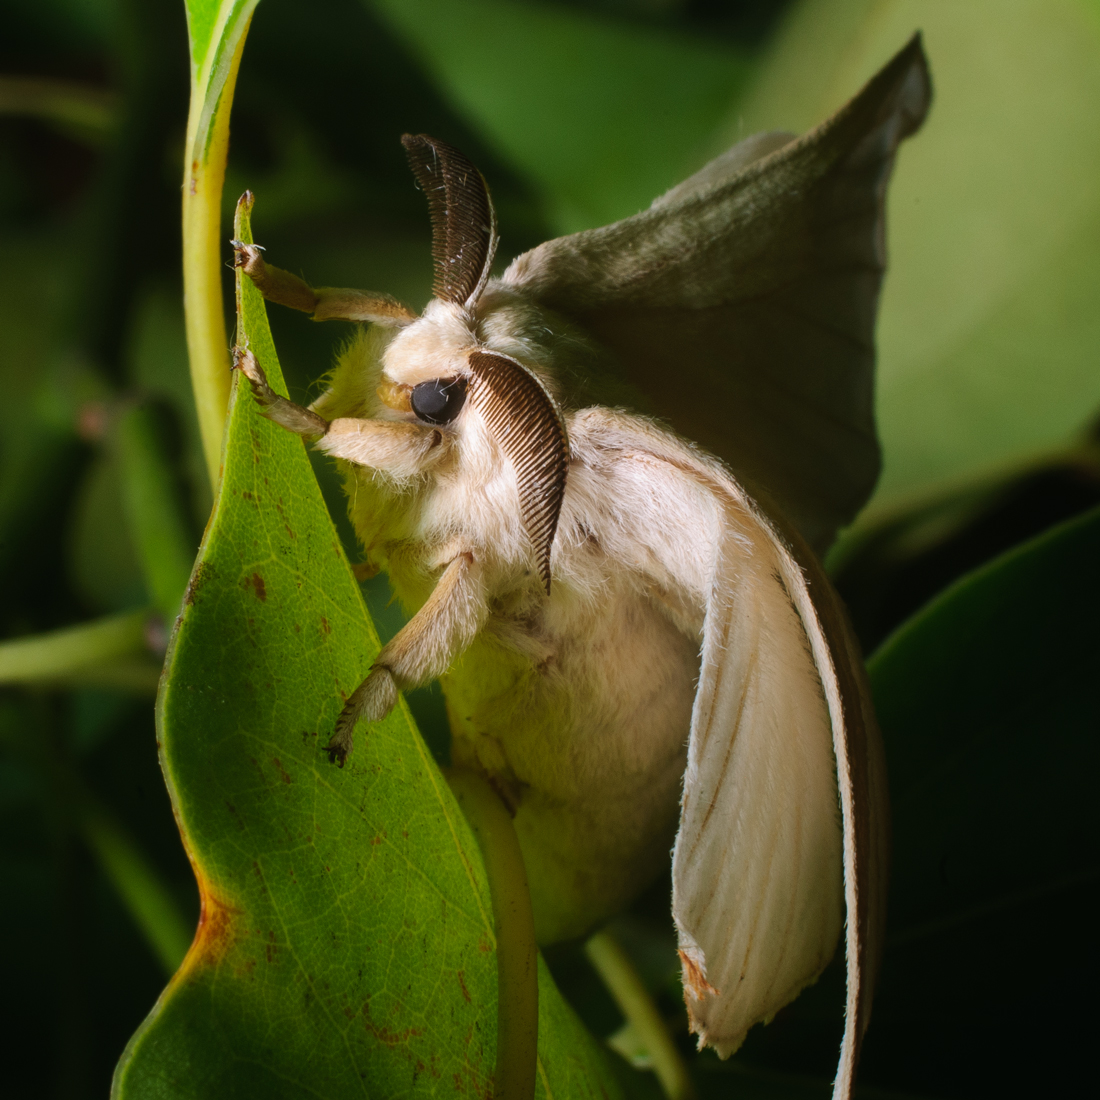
(231, 241, 417, 325)
(326, 551, 487, 765)
(232, 346, 329, 436)
(234, 348, 445, 480)
(316, 418, 446, 481)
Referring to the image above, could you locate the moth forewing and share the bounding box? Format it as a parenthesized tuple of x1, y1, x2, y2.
(670, 460, 885, 1096)
(670, 470, 844, 1052)
(501, 34, 931, 555)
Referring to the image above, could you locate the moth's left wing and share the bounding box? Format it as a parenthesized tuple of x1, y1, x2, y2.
(503, 36, 931, 554)
(670, 454, 885, 1100)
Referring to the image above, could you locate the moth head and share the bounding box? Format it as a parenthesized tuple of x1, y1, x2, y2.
(372, 135, 570, 592)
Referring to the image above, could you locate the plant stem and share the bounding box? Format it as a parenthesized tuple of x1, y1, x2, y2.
(585, 930, 694, 1100)
(0, 611, 149, 684)
(447, 770, 538, 1100)
(182, 8, 255, 491)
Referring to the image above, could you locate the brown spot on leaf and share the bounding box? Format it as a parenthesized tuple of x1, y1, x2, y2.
(243, 572, 267, 601)
(360, 1000, 423, 1047)
(320, 617, 331, 634)
(185, 561, 212, 605)
(271, 757, 292, 784)
(457, 970, 471, 1003)
(275, 500, 297, 539)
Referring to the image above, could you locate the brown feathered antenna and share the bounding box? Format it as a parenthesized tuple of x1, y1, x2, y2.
(468, 351, 569, 593)
(402, 134, 499, 308)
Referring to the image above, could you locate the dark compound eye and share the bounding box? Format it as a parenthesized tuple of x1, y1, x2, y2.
(410, 376, 468, 425)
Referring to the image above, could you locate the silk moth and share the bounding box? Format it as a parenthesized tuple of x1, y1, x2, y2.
(232, 35, 930, 1098)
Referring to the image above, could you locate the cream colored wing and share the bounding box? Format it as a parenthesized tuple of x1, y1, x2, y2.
(503, 36, 931, 554)
(567, 408, 885, 1098)
(669, 464, 884, 1100)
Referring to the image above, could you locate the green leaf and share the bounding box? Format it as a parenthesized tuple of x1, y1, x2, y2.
(184, 0, 257, 85)
(368, 0, 750, 234)
(866, 505, 1100, 1053)
(112, 200, 620, 1098)
(869, 500, 1100, 928)
(184, 0, 222, 73)
(732, 0, 1100, 513)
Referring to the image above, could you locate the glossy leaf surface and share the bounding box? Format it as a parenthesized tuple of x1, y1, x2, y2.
(112, 202, 618, 1098)
(863, 504, 1100, 1092)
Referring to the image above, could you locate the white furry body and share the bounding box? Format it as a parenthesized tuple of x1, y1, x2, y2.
(316, 317, 706, 940)
(305, 298, 845, 1055)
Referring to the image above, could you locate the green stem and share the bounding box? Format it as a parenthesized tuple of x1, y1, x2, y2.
(585, 930, 694, 1100)
(447, 770, 538, 1100)
(0, 611, 149, 684)
(182, 5, 257, 491)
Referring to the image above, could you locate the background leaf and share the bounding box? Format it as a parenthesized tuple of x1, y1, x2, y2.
(861, 504, 1100, 1096)
(368, 0, 751, 234)
(733, 0, 1100, 514)
(112, 202, 620, 1098)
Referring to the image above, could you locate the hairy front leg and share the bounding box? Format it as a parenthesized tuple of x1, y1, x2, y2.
(327, 551, 488, 765)
(231, 241, 417, 326)
(233, 346, 329, 436)
(233, 346, 444, 477)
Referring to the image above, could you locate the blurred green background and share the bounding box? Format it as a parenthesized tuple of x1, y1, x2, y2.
(1, 0, 1098, 1097)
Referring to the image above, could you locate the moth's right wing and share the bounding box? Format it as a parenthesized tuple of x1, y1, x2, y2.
(503, 36, 931, 554)
(582, 409, 885, 1100)
(670, 461, 886, 1100)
